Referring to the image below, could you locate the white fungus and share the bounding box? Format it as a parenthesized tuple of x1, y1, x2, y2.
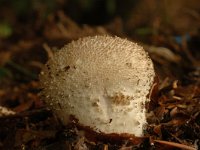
(40, 35, 156, 137)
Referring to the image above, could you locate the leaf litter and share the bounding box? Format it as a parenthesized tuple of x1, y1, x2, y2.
(0, 1, 199, 149)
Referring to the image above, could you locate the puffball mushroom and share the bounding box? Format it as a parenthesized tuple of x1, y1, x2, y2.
(40, 35, 156, 138)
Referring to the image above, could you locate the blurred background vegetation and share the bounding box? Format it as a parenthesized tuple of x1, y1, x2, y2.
(0, 0, 200, 41)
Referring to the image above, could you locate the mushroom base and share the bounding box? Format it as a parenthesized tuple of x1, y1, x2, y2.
(66, 115, 146, 145)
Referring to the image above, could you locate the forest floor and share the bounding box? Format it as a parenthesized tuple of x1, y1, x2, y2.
(0, 1, 200, 150)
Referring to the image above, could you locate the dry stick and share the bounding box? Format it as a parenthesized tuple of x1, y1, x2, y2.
(154, 139, 197, 150)
(0, 108, 51, 120)
(103, 144, 108, 150)
(57, 22, 71, 38)
(57, 11, 80, 30)
(43, 43, 54, 59)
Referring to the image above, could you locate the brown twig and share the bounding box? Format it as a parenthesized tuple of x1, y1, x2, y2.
(154, 139, 197, 150)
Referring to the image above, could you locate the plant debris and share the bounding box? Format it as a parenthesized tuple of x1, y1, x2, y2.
(0, 1, 199, 150)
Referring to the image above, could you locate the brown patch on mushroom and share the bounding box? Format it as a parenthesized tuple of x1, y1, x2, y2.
(109, 92, 133, 105)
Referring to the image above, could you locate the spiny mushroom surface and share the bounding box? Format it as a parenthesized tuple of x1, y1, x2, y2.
(40, 35, 155, 137)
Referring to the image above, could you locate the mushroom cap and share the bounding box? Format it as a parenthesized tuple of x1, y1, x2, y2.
(40, 35, 155, 137)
